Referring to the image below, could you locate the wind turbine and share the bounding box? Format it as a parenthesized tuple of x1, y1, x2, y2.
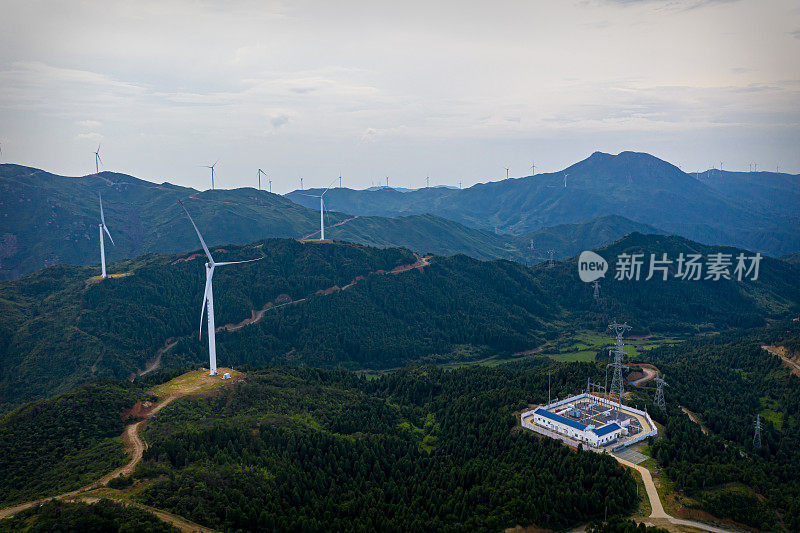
(98, 193, 115, 278)
(179, 200, 262, 376)
(94, 144, 102, 174)
(299, 177, 337, 240)
(257, 169, 267, 191)
(506, 167, 509, 179)
(563, 173, 568, 188)
(531, 161, 536, 176)
(268, 178, 272, 193)
(204, 160, 218, 190)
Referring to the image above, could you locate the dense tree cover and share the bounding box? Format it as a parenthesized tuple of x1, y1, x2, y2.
(586, 517, 668, 533)
(639, 326, 800, 531)
(0, 499, 178, 533)
(3, 234, 797, 411)
(134, 364, 637, 532)
(0, 381, 146, 506)
(0, 239, 414, 409)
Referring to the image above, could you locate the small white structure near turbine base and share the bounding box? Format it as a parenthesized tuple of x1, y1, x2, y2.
(222, 372, 231, 380)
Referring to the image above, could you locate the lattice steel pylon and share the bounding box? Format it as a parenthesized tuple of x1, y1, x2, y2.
(592, 280, 601, 301)
(654, 375, 667, 413)
(608, 321, 632, 420)
(753, 414, 762, 449)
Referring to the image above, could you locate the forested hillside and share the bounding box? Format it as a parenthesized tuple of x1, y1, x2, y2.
(0, 381, 146, 506)
(288, 151, 800, 256)
(634, 323, 800, 530)
(1, 234, 797, 410)
(133, 364, 637, 531)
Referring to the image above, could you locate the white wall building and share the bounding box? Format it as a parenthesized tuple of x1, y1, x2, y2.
(532, 407, 624, 447)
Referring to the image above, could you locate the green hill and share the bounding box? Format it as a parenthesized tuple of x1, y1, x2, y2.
(1, 233, 797, 410)
(287, 151, 800, 256)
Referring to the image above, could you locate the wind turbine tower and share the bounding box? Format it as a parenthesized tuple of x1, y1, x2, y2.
(179, 201, 262, 376)
(268, 178, 272, 193)
(300, 177, 303, 190)
(426, 176, 430, 188)
(506, 167, 509, 179)
(98, 193, 115, 279)
(94, 144, 102, 174)
(299, 177, 337, 240)
(531, 161, 536, 176)
(257, 169, 267, 191)
(204, 161, 218, 190)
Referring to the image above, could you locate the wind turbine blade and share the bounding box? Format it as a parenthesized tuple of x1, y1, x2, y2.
(297, 193, 321, 198)
(199, 266, 213, 339)
(97, 153, 102, 165)
(321, 176, 338, 196)
(104, 225, 115, 246)
(215, 257, 263, 266)
(178, 200, 214, 264)
(99, 193, 105, 225)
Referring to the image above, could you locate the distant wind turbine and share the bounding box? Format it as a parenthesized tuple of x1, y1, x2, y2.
(257, 169, 267, 191)
(204, 160, 218, 190)
(299, 177, 338, 240)
(426, 176, 430, 188)
(300, 177, 303, 190)
(531, 161, 536, 175)
(94, 144, 102, 174)
(268, 178, 272, 193)
(98, 193, 115, 279)
(563, 173, 568, 188)
(179, 200, 262, 376)
(506, 167, 509, 179)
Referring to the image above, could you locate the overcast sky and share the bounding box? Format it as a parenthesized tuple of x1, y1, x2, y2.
(1, 0, 798, 192)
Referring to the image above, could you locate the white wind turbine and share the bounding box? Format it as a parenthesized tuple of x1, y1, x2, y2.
(98, 193, 115, 278)
(94, 144, 102, 174)
(300, 177, 337, 240)
(179, 201, 262, 376)
(257, 168, 267, 191)
(204, 160, 218, 190)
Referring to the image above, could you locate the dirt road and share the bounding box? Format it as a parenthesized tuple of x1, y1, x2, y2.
(762, 345, 800, 377)
(611, 454, 733, 532)
(0, 394, 178, 521)
(629, 364, 659, 386)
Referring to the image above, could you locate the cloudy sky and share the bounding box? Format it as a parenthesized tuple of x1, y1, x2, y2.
(1, 0, 798, 192)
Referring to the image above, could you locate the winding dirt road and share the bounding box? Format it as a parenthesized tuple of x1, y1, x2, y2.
(0, 395, 178, 521)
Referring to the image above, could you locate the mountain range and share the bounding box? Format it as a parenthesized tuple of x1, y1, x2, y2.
(1, 161, 671, 279)
(288, 151, 800, 257)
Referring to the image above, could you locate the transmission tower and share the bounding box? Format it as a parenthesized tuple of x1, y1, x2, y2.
(753, 414, 762, 449)
(607, 321, 631, 420)
(547, 249, 555, 268)
(654, 375, 667, 413)
(592, 280, 601, 301)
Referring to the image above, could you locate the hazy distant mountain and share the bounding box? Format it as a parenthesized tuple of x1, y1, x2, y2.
(0, 164, 669, 280)
(286, 151, 800, 256)
(0, 164, 343, 280)
(519, 215, 665, 260)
